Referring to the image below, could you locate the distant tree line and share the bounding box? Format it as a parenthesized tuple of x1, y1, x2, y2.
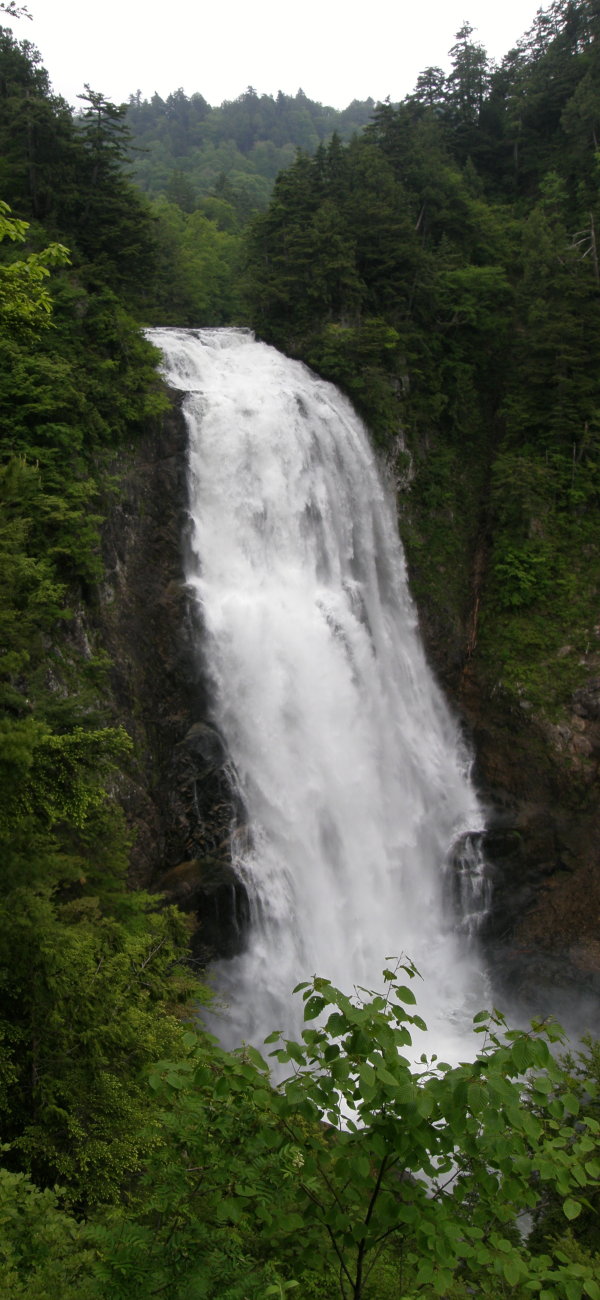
(125, 86, 375, 219)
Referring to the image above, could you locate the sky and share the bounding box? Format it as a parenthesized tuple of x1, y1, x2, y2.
(5, 0, 543, 110)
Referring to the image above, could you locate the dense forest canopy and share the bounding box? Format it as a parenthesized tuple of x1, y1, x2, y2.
(125, 86, 376, 217)
(0, 1, 600, 1295)
(243, 0, 600, 717)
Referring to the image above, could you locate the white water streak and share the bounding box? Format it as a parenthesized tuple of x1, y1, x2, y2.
(149, 327, 489, 1060)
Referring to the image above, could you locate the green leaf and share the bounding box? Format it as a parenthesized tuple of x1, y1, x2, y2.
(511, 1035, 536, 1072)
(416, 1089, 434, 1118)
(467, 1082, 486, 1114)
(415, 1261, 434, 1287)
(502, 1254, 525, 1285)
(396, 1201, 419, 1223)
(563, 1197, 582, 1220)
(304, 995, 326, 1021)
(216, 1198, 244, 1223)
(396, 1082, 417, 1104)
(522, 1110, 542, 1142)
(244, 1045, 270, 1071)
(278, 1213, 305, 1231)
(284, 1040, 306, 1065)
(375, 1063, 398, 1087)
(164, 1072, 186, 1090)
(530, 1038, 550, 1068)
(564, 1282, 582, 1300)
(395, 985, 417, 1005)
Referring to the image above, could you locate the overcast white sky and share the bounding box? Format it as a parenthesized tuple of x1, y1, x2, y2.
(6, 1, 542, 110)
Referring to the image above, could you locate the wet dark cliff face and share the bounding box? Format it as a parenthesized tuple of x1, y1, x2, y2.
(413, 563, 600, 1036)
(467, 676, 600, 1031)
(96, 393, 248, 965)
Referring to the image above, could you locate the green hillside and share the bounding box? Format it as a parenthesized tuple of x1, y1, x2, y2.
(125, 86, 375, 219)
(243, 7, 600, 724)
(0, 4, 599, 1296)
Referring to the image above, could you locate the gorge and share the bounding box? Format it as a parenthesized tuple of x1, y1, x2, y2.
(145, 325, 491, 1054)
(99, 325, 599, 1052)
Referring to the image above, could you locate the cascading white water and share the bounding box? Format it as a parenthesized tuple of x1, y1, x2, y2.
(148, 326, 489, 1061)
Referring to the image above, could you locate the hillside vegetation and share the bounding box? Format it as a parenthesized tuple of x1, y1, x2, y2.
(243, 5, 600, 725)
(0, 3, 599, 1295)
(125, 85, 375, 218)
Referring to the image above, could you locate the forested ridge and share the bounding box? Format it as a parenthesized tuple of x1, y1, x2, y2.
(125, 86, 375, 218)
(1, 2, 600, 1295)
(244, 7, 600, 723)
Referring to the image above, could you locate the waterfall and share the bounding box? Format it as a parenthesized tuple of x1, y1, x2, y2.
(148, 326, 489, 1061)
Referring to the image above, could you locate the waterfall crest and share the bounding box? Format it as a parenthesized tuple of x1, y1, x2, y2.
(149, 327, 488, 1059)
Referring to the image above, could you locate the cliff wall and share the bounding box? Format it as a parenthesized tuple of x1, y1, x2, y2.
(402, 488, 600, 1031)
(94, 394, 247, 964)
(96, 391, 599, 1032)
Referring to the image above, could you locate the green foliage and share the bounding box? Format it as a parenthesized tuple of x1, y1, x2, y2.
(241, 2, 600, 724)
(0, 22, 201, 1230)
(0, 9, 599, 1297)
(306, 319, 401, 444)
(2, 896, 193, 1208)
(72, 969, 600, 1300)
(147, 197, 244, 325)
(0, 1169, 97, 1299)
(258, 968, 599, 1299)
(401, 441, 485, 661)
(0, 201, 70, 332)
(0, 457, 66, 711)
(15, 725, 131, 827)
(529, 1033, 600, 1256)
(477, 437, 600, 712)
(125, 85, 376, 221)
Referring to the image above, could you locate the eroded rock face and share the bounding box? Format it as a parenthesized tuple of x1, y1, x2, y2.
(573, 676, 600, 723)
(95, 393, 248, 965)
(450, 661, 600, 1033)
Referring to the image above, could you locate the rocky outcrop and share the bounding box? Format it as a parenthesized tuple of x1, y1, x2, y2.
(94, 393, 248, 965)
(465, 674, 600, 1032)
(412, 563, 600, 1033)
